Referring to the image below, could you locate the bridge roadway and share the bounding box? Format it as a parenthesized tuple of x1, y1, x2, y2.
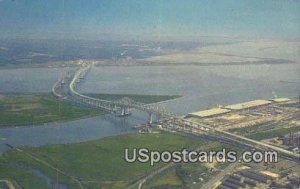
(168, 118, 300, 160)
(52, 71, 66, 98)
(53, 63, 300, 161)
(68, 64, 176, 121)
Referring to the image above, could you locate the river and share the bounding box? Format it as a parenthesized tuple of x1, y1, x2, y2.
(0, 63, 299, 152)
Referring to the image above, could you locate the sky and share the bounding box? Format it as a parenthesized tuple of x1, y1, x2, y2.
(0, 0, 299, 40)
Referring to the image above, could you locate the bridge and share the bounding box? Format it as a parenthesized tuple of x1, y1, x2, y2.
(53, 63, 176, 124)
(52, 62, 300, 161)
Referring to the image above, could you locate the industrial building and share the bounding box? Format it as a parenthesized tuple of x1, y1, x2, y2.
(271, 98, 290, 103)
(282, 132, 300, 148)
(187, 108, 231, 118)
(187, 98, 292, 120)
(217, 170, 273, 189)
(224, 100, 272, 110)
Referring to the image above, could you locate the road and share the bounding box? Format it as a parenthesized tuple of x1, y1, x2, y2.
(200, 160, 240, 189)
(0, 179, 19, 189)
(51, 62, 300, 189)
(59, 63, 300, 161)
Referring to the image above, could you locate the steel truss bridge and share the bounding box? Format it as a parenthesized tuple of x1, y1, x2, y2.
(52, 62, 300, 161)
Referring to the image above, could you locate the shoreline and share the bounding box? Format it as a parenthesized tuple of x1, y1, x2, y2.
(0, 60, 296, 70)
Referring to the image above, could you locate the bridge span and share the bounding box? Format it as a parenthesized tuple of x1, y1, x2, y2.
(52, 63, 300, 161)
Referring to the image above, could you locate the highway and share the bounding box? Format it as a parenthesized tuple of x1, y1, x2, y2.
(53, 62, 300, 161)
(66, 63, 176, 118)
(182, 118, 300, 160)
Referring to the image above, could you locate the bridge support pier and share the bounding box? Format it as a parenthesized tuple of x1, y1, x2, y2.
(112, 104, 117, 113)
(120, 106, 130, 116)
(148, 112, 153, 125)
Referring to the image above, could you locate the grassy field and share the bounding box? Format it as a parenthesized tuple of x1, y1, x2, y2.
(0, 93, 103, 127)
(247, 125, 300, 140)
(85, 93, 181, 104)
(147, 167, 183, 189)
(0, 132, 205, 189)
(0, 93, 180, 127)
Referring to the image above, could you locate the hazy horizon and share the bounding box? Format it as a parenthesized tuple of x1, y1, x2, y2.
(0, 0, 299, 41)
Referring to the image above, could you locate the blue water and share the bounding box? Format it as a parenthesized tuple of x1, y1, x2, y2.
(0, 63, 299, 152)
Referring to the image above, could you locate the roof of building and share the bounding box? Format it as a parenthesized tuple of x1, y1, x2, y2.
(225, 100, 271, 110)
(271, 98, 290, 103)
(188, 108, 231, 118)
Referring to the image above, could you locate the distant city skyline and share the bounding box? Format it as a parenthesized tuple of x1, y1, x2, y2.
(0, 0, 299, 40)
